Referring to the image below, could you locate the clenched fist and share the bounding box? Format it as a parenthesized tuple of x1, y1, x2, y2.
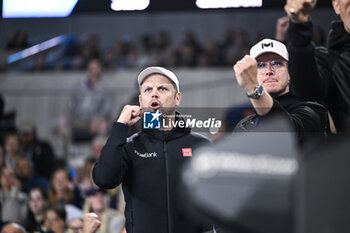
(233, 55, 259, 94)
(117, 105, 142, 126)
(284, 0, 317, 23)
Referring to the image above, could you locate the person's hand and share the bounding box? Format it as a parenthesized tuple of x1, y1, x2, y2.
(233, 55, 259, 94)
(83, 213, 101, 233)
(275, 16, 290, 42)
(117, 105, 142, 126)
(284, 0, 317, 23)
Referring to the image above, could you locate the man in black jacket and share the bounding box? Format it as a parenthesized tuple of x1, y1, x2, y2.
(18, 121, 56, 180)
(233, 39, 328, 144)
(92, 67, 210, 233)
(284, 0, 350, 132)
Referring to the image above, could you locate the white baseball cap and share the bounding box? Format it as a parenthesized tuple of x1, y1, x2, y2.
(137, 66, 180, 92)
(250, 39, 289, 61)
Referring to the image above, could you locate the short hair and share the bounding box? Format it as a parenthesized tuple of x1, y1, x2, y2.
(1, 223, 26, 233)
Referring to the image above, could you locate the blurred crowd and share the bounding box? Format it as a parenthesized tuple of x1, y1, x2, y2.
(4, 24, 327, 72)
(0, 91, 125, 233)
(4, 28, 266, 71)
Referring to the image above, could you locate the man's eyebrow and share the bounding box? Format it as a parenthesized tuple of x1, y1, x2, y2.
(142, 85, 152, 89)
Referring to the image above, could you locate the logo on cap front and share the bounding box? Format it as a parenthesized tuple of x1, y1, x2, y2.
(262, 42, 273, 49)
(143, 110, 161, 129)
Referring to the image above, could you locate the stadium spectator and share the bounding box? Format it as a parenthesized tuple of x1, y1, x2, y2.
(26, 187, 49, 233)
(233, 39, 328, 144)
(93, 66, 211, 233)
(83, 187, 124, 233)
(15, 157, 49, 194)
(4, 134, 22, 170)
(65, 59, 112, 143)
(284, 0, 350, 132)
(48, 169, 84, 209)
(41, 205, 66, 233)
(0, 167, 28, 226)
(18, 120, 56, 180)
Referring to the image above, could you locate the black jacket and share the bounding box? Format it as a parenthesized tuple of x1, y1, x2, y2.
(235, 93, 328, 144)
(287, 20, 350, 132)
(24, 140, 56, 180)
(93, 122, 210, 233)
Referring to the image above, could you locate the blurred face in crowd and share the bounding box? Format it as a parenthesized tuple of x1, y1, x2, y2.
(89, 192, 105, 213)
(1, 167, 15, 190)
(67, 218, 83, 233)
(88, 60, 102, 81)
(5, 135, 20, 155)
(139, 74, 181, 115)
(20, 131, 34, 146)
(44, 209, 64, 231)
(256, 53, 290, 97)
(1, 223, 25, 233)
(15, 158, 33, 181)
(333, 0, 350, 33)
(29, 188, 47, 216)
(52, 169, 70, 193)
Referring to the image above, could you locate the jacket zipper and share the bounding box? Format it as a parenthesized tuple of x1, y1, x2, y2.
(164, 140, 172, 233)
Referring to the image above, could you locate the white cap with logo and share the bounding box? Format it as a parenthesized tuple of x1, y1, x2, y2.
(250, 39, 289, 61)
(137, 66, 180, 92)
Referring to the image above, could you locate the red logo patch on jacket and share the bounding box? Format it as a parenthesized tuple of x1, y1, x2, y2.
(182, 148, 192, 157)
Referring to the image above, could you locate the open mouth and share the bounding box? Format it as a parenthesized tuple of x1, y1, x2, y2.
(150, 100, 160, 110)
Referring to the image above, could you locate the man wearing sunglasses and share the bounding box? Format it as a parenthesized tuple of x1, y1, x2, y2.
(233, 39, 328, 144)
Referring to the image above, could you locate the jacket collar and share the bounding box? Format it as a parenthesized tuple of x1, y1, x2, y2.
(275, 92, 301, 109)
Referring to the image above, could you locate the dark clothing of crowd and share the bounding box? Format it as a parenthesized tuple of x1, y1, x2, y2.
(288, 19, 350, 132)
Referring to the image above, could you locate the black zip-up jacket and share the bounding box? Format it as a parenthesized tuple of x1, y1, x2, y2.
(93, 121, 210, 233)
(235, 93, 328, 145)
(287, 19, 350, 132)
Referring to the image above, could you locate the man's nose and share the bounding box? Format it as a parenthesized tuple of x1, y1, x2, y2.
(265, 63, 274, 75)
(151, 88, 159, 98)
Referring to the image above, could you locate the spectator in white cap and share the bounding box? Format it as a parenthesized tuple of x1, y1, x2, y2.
(233, 39, 329, 145)
(92, 66, 211, 233)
